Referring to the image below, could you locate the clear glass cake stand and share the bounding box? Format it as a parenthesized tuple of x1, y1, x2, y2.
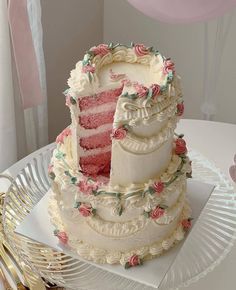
(2, 144, 236, 290)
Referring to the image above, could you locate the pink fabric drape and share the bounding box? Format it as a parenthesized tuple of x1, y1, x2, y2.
(127, 0, 236, 23)
(8, 0, 44, 109)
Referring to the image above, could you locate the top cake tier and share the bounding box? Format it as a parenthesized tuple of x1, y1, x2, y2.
(61, 43, 184, 186)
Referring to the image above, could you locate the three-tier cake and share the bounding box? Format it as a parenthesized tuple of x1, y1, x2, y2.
(48, 43, 192, 268)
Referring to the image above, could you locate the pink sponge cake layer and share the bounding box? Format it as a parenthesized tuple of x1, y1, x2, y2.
(79, 87, 123, 112)
(80, 151, 111, 176)
(79, 110, 115, 129)
(80, 130, 112, 150)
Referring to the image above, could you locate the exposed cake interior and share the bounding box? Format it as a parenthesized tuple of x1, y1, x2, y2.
(78, 62, 164, 178)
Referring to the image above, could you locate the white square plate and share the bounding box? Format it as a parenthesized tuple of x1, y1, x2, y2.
(15, 179, 214, 288)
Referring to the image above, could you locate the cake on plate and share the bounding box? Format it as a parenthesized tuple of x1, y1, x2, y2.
(48, 43, 192, 268)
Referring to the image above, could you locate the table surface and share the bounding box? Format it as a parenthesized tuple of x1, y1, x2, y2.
(1, 119, 236, 290)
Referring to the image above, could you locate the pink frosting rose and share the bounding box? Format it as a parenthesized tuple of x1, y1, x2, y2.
(79, 204, 93, 217)
(56, 127, 72, 144)
(65, 95, 71, 107)
(182, 219, 192, 231)
(111, 127, 127, 140)
(177, 102, 184, 116)
(150, 206, 165, 220)
(163, 59, 175, 74)
(77, 179, 98, 195)
(129, 254, 140, 267)
(151, 83, 161, 98)
(54, 230, 68, 245)
(82, 65, 95, 73)
(91, 44, 110, 56)
(175, 138, 187, 155)
(134, 44, 149, 56)
(153, 181, 164, 194)
(48, 164, 54, 173)
(135, 84, 148, 97)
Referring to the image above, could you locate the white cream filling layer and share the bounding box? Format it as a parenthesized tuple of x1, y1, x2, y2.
(79, 102, 117, 116)
(79, 123, 112, 138)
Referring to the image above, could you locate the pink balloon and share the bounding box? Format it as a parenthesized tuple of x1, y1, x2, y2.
(127, 0, 236, 23)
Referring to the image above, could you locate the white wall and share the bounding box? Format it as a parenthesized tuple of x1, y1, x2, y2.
(104, 0, 236, 124)
(41, 0, 104, 141)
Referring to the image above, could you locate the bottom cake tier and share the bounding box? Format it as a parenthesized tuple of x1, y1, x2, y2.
(49, 192, 191, 266)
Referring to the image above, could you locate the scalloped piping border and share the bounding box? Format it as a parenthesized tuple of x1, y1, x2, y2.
(48, 197, 191, 265)
(82, 190, 186, 238)
(118, 117, 177, 154)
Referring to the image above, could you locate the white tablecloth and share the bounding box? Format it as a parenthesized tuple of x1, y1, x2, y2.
(1, 119, 236, 290)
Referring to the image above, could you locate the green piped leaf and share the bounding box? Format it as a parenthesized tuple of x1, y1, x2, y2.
(63, 88, 69, 96)
(94, 191, 121, 199)
(93, 191, 100, 196)
(86, 50, 95, 57)
(84, 53, 92, 61)
(53, 229, 59, 236)
(148, 186, 156, 195)
(74, 201, 81, 209)
(179, 154, 187, 159)
(147, 88, 153, 100)
(49, 172, 56, 180)
(94, 190, 107, 196)
(113, 43, 121, 49)
(143, 211, 150, 218)
(160, 85, 167, 92)
(123, 124, 131, 131)
(124, 190, 143, 199)
(121, 92, 138, 100)
(186, 172, 192, 178)
(175, 171, 182, 176)
(125, 262, 131, 269)
(118, 205, 123, 216)
(128, 93, 138, 100)
(71, 177, 77, 184)
(55, 151, 65, 160)
(142, 189, 149, 198)
(159, 204, 168, 210)
(167, 72, 174, 83)
(82, 59, 89, 66)
(108, 42, 114, 49)
(88, 72, 93, 83)
(70, 97, 76, 105)
(64, 170, 70, 176)
(115, 192, 121, 199)
(92, 208, 96, 215)
(92, 189, 98, 196)
(121, 92, 129, 98)
(148, 46, 154, 52)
